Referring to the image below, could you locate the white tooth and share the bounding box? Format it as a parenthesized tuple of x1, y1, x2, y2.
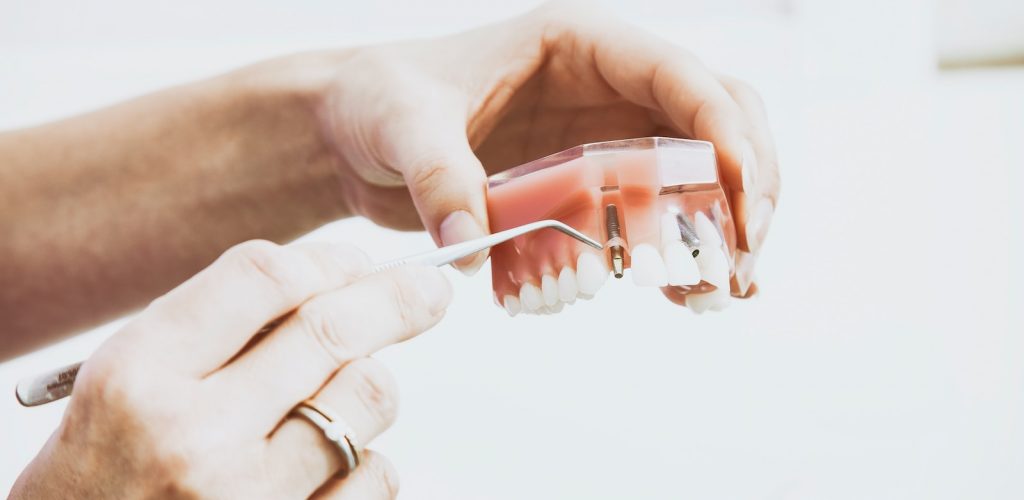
(503, 295, 521, 316)
(558, 267, 578, 303)
(578, 292, 594, 301)
(694, 211, 723, 247)
(660, 212, 681, 245)
(629, 243, 668, 287)
(576, 253, 608, 295)
(686, 292, 715, 314)
(663, 242, 701, 286)
(519, 283, 544, 312)
(709, 292, 732, 311)
(696, 245, 730, 289)
(549, 301, 564, 314)
(541, 274, 559, 307)
(699, 287, 731, 312)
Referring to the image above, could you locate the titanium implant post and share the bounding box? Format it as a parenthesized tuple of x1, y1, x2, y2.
(675, 212, 701, 257)
(605, 204, 625, 278)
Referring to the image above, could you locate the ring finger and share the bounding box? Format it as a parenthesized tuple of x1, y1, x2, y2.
(263, 357, 399, 498)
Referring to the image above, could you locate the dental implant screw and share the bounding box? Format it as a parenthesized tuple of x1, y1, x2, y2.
(605, 204, 625, 278)
(675, 212, 701, 258)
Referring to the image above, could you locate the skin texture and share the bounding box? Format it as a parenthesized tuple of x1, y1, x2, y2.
(0, 2, 778, 358)
(3, 2, 779, 497)
(10, 241, 446, 499)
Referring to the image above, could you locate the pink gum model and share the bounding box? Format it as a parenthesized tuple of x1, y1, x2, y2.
(486, 137, 741, 315)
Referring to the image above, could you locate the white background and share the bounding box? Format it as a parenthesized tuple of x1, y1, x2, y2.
(2, 0, 1022, 498)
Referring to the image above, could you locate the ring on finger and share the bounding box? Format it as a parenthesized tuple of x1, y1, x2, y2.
(290, 399, 362, 477)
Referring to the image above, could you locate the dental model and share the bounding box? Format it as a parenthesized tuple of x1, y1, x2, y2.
(487, 137, 741, 316)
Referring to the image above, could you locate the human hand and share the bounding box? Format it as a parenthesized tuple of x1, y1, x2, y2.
(312, 0, 779, 297)
(10, 240, 451, 499)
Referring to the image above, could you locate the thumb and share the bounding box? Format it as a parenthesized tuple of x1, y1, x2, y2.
(388, 111, 490, 275)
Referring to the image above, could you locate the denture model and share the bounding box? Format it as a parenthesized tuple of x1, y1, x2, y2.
(487, 137, 739, 315)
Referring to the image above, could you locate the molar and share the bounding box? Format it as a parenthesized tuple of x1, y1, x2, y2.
(629, 243, 668, 286)
(576, 252, 609, 295)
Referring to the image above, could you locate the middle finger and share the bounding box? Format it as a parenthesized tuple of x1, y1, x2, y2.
(205, 265, 450, 434)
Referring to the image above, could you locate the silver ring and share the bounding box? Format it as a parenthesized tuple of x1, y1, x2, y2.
(291, 399, 361, 476)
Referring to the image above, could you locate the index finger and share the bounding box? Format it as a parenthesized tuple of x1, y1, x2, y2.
(110, 240, 372, 377)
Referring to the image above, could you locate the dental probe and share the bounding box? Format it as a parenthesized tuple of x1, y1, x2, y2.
(15, 220, 602, 408)
(372, 219, 602, 271)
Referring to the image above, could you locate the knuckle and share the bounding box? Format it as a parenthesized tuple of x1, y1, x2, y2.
(227, 240, 311, 301)
(407, 159, 449, 197)
(347, 359, 399, 428)
(297, 300, 354, 365)
(720, 74, 765, 109)
(304, 242, 373, 282)
(386, 270, 431, 335)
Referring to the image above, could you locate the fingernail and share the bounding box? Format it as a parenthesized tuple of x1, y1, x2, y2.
(741, 141, 759, 197)
(415, 266, 453, 314)
(439, 210, 487, 276)
(745, 198, 774, 254)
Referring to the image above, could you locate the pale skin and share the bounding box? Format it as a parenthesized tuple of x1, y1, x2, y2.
(4, 2, 779, 498)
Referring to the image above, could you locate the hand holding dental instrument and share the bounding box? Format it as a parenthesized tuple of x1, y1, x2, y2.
(15, 220, 602, 408)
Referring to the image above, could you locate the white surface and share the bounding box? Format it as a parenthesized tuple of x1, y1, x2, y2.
(1, 0, 1022, 498)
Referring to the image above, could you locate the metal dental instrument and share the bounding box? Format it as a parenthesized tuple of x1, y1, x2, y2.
(604, 204, 625, 278)
(372, 219, 601, 272)
(15, 219, 601, 408)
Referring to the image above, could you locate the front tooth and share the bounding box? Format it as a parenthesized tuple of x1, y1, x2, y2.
(696, 245, 730, 289)
(503, 295, 521, 316)
(519, 283, 544, 312)
(630, 243, 668, 286)
(558, 267, 578, 303)
(692, 287, 731, 313)
(694, 212, 723, 247)
(549, 301, 564, 314)
(663, 242, 701, 285)
(686, 292, 715, 314)
(576, 253, 608, 295)
(709, 289, 732, 311)
(541, 274, 559, 307)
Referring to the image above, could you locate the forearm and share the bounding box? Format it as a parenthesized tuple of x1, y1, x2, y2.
(0, 54, 350, 358)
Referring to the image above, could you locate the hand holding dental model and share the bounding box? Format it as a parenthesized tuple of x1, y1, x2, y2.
(1, 2, 779, 497)
(310, 2, 779, 314)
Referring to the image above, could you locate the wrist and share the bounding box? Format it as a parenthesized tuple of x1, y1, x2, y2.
(216, 51, 359, 223)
